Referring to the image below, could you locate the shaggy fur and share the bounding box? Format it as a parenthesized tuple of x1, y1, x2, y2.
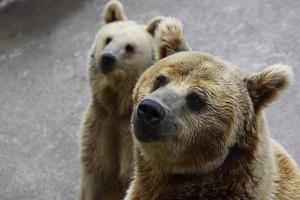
(125, 19, 300, 200)
(155, 18, 191, 60)
(80, 1, 163, 200)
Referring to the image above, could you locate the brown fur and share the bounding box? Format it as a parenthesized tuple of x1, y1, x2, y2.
(125, 19, 300, 200)
(154, 18, 191, 60)
(80, 1, 164, 200)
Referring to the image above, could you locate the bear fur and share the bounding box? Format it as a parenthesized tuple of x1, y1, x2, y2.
(125, 18, 300, 200)
(80, 1, 163, 200)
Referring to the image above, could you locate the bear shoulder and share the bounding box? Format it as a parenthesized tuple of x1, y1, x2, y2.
(272, 140, 300, 199)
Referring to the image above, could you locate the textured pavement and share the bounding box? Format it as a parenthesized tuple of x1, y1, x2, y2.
(0, 0, 299, 199)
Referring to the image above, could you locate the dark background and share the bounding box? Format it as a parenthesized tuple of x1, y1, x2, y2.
(0, 0, 299, 199)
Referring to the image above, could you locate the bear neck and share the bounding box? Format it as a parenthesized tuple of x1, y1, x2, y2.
(93, 72, 138, 117)
(132, 112, 275, 199)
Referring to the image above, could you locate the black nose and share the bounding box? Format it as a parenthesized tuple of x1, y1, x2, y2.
(100, 53, 116, 73)
(137, 99, 165, 127)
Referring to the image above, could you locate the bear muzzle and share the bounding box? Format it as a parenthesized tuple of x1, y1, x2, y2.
(137, 99, 165, 126)
(99, 53, 117, 74)
(133, 99, 166, 142)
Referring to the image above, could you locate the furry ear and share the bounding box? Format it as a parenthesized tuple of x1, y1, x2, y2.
(155, 18, 191, 60)
(245, 65, 293, 111)
(103, 0, 127, 24)
(146, 16, 165, 36)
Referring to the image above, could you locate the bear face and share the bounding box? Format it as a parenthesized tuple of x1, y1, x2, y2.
(132, 52, 252, 173)
(131, 20, 293, 175)
(88, 1, 163, 110)
(90, 22, 154, 76)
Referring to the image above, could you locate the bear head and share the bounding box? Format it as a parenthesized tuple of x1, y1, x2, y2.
(88, 1, 163, 104)
(131, 19, 293, 174)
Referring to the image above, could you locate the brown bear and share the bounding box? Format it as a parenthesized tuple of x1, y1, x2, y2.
(125, 18, 300, 200)
(79, 1, 163, 200)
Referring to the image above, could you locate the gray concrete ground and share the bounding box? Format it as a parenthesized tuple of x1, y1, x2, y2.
(0, 0, 299, 199)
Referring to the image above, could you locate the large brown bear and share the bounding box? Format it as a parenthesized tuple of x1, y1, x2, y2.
(80, 1, 163, 200)
(125, 18, 300, 200)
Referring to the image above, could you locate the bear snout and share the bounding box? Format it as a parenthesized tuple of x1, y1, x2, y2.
(137, 99, 165, 126)
(99, 53, 117, 73)
(133, 99, 167, 142)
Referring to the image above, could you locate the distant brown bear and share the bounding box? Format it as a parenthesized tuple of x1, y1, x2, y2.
(125, 18, 300, 200)
(79, 1, 163, 200)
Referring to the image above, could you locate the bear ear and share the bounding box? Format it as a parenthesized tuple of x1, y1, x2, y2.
(155, 18, 191, 60)
(146, 16, 165, 36)
(245, 65, 293, 111)
(103, 0, 127, 24)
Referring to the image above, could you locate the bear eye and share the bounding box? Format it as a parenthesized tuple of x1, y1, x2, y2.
(153, 75, 169, 91)
(186, 91, 206, 111)
(105, 37, 112, 45)
(125, 44, 135, 53)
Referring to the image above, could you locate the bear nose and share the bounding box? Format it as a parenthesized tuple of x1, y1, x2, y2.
(100, 53, 116, 73)
(137, 99, 165, 127)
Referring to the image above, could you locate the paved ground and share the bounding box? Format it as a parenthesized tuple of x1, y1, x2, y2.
(0, 0, 299, 199)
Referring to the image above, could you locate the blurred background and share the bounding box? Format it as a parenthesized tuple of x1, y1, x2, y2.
(0, 0, 299, 199)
